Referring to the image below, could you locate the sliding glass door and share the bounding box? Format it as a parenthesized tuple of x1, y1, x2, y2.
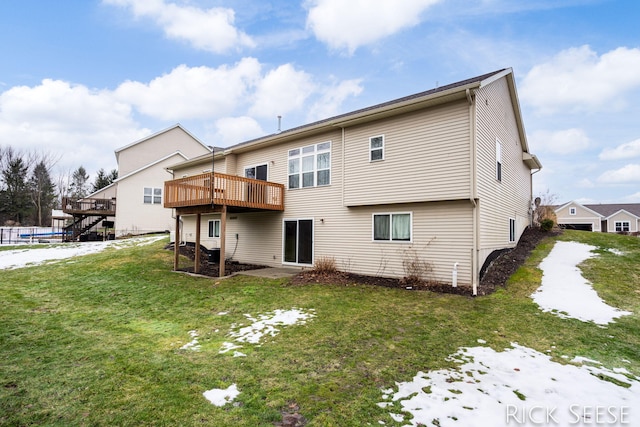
(283, 219, 313, 265)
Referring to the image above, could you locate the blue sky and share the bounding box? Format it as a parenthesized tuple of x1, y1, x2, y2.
(1, 0, 639, 204)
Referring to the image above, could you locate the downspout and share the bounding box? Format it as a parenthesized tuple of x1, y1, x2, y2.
(467, 88, 479, 296)
(341, 126, 346, 206)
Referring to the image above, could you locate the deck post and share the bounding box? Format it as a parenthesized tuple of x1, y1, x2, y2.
(219, 205, 227, 277)
(174, 213, 180, 271)
(195, 213, 201, 274)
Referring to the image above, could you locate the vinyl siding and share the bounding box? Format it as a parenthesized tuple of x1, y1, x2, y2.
(174, 127, 475, 284)
(343, 101, 471, 206)
(607, 211, 639, 233)
(117, 127, 210, 176)
(115, 154, 181, 235)
(475, 77, 532, 264)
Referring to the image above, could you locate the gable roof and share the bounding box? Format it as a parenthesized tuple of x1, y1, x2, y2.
(555, 201, 640, 219)
(555, 201, 604, 218)
(584, 203, 640, 218)
(114, 124, 211, 159)
(87, 151, 188, 198)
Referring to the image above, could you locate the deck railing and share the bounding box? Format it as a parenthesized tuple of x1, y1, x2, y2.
(164, 172, 284, 211)
(62, 197, 117, 215)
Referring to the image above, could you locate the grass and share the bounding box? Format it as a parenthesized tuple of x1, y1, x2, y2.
(1, 230, 639, 426)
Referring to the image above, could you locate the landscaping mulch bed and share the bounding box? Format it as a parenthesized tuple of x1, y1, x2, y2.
(168, 227, 557, 295)
(290, 227, 558, 296)
(166, 243, 268, 276)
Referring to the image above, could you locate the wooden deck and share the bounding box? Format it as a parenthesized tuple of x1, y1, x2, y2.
(62, 197, 117, 216)
(164, 172, 284, 212)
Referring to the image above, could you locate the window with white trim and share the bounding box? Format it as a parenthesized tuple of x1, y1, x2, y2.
(569, 207, 577, 215)
(509, 218, 516, 242)
(615, 221, 630, 232)
(370, 135, 384, 161)
(143, 187, 162, 204)
(208, 220, 220, 238)
(496, 139, 502, 182)
(373, 213, 412, 242)
(288, 142, 331, 189)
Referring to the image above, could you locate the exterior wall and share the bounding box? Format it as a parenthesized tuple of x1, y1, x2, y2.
(117, 127, 210, 176)
(174, 125, 475, 285)
(555, 203, 601, 231)
(115, 154, 183, 235)
(475, 77, 533, 267)
(172, 157, 227, 178)
(343, 101, 471, 206)
(89, 184, 117, 200)
(606, 211, 639, 233)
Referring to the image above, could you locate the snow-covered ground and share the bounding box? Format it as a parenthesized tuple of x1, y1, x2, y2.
(2, 238, 637, 424)
(0, 235, 167, 270)
(377, 240, 637, 426)
(532, 241, 631, 324)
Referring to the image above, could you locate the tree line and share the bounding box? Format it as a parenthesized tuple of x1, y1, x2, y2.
(0, 146, 117, 227)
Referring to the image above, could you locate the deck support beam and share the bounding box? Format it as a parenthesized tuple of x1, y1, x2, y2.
(174, 214, 180, 271)
(194, 213, 201, 274)
(219, 205, 227, 277)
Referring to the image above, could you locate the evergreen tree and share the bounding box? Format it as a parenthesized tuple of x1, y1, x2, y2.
(68, 166, 90, 199)
(91, 168, 118, 192)
(29, 161, 57, 226)
(0, 150, 32, 224)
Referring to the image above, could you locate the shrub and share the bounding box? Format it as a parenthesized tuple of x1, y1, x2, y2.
(402, 247, 434, 284)
(540, 218, 554, 232)
(313, 256, 337, 274)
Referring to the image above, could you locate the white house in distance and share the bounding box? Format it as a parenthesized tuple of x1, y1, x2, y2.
(163, 68, 542, 294)
(555, 201, 640, 233)
(63, 124, 211, 240)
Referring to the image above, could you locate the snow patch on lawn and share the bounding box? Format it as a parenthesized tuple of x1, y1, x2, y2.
(531, 241, 631, 324)
(179, 330, 200, 351)
(378, 343, 639, 426)
(224, 308, 316, 347)
(203, 384, 240, 406)
(0, 235, 167, 270)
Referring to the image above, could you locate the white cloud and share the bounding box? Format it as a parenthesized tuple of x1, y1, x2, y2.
(307, 78, 363, 122)
(0, 79, 148, 175)
(521, 45, 640, 114)
(115, 59, 262, 121)
(598, 164, 640, 184)
(213, 117, 265, 146)
(528, 128, 590, 154)
(599, 138, 640, 160)
(305, 0, 441, 54)
(249, 64, 316, 118)
(104, 0, 254, 53)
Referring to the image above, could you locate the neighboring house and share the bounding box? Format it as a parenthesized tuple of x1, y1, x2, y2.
(63, 124, 211, 240)
(555, 201, 640, 233)
(164, 68, 542, 294)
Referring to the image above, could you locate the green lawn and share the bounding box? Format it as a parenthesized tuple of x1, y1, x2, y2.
(1, 230, 639, 426)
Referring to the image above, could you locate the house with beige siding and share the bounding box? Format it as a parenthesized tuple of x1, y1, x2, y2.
(164, 68, 542, 295)
(63, 124, 211, 240)
(555, 201, 640, 233)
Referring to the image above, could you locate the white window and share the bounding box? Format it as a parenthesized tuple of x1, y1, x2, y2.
(370, 135, 384, 161)
(143, 187, 162, 204)
(615, 221, 630, 232)
(208, 220, 220, 238)
(509, 218, 516, 242)
(373, 213, 412, 242)
(495, 139, 502, 182)
(569, 207, 577, 215)
(288, 142, 331, 189)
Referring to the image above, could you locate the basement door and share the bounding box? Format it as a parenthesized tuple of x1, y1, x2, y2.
(283, 219, 313, 265)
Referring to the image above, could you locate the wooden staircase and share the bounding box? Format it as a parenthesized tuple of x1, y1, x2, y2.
(62, 197, 116, 242)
